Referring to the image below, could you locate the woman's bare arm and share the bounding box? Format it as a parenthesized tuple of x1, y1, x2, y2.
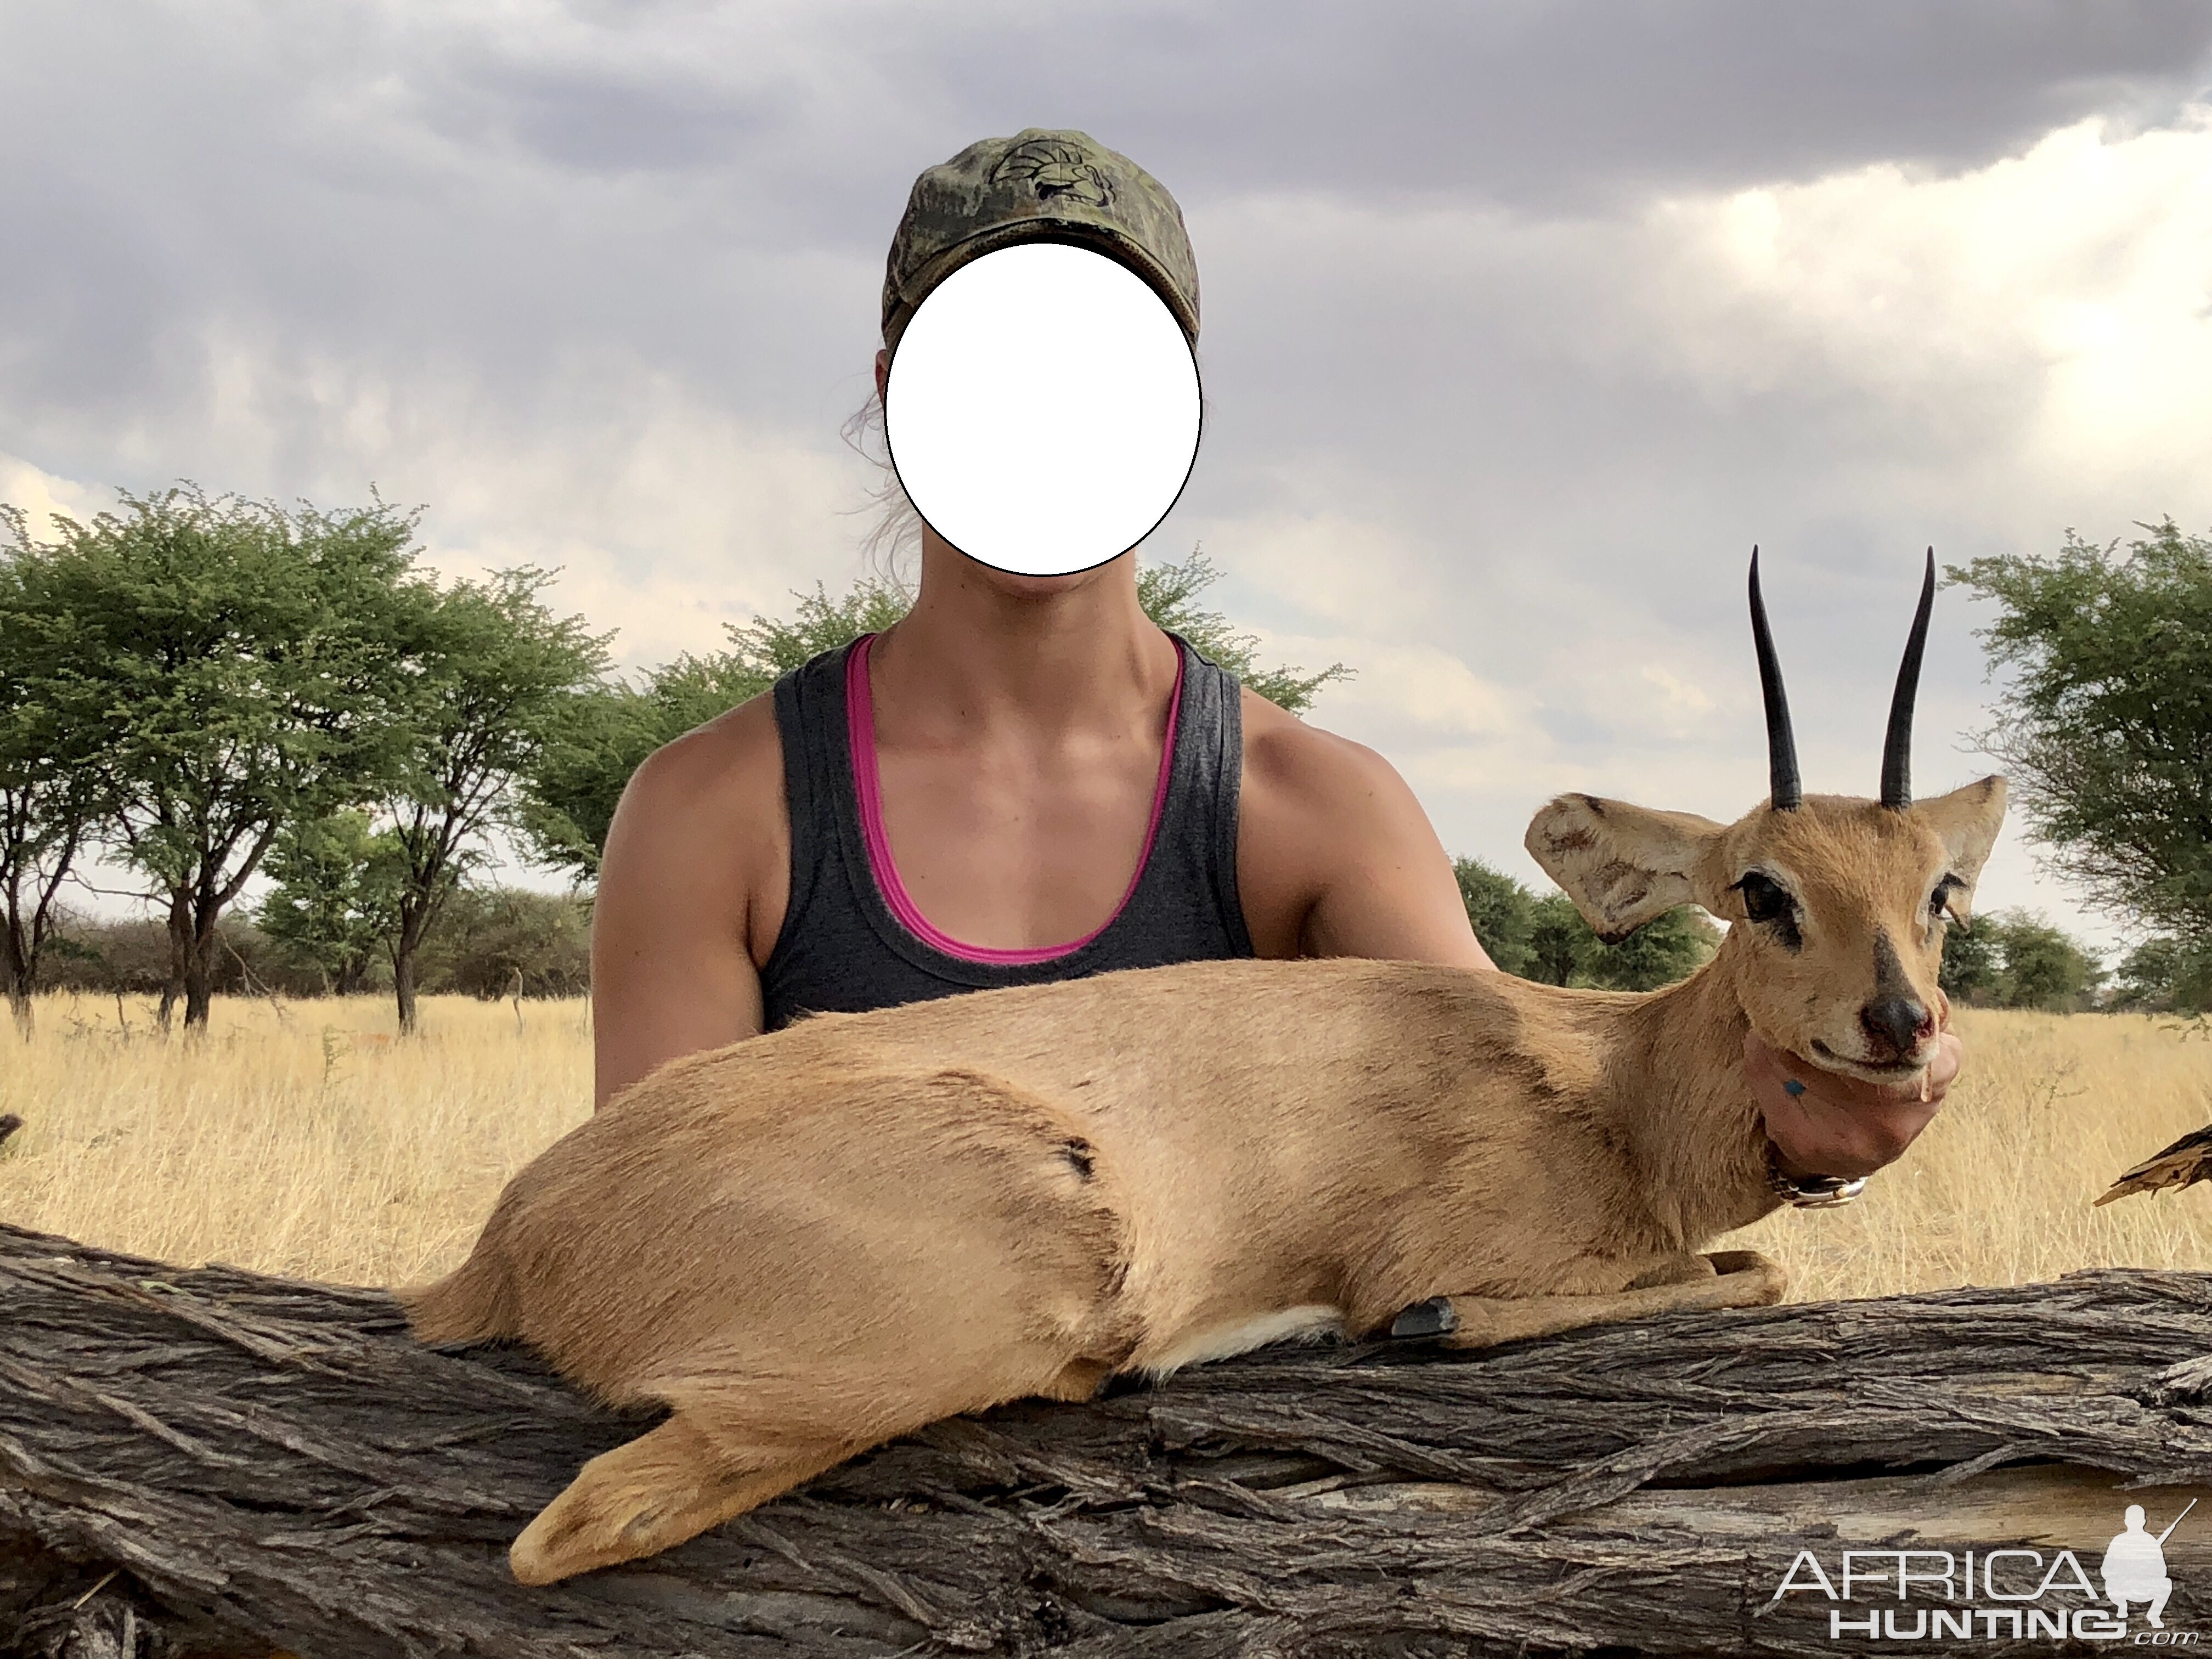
(1234, 689, 1496, 969)
(589, 695, 790, 1109)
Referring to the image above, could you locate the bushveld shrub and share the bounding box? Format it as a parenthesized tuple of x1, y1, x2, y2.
(41, 885, 591, 1003)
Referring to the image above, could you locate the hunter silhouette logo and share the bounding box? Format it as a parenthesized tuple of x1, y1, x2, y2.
(2105, 1500, 2192, 1630)
(989, 138, 1114, 207)
(1771, 1498, 2200, 1643)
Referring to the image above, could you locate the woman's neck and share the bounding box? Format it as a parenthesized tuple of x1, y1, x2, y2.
(867, 532, 1181, 743)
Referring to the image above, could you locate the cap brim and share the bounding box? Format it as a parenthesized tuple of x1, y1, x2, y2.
(883, 218, 1198, 355)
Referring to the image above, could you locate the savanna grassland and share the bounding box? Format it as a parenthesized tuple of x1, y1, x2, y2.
(3, 995, 2210, 1301)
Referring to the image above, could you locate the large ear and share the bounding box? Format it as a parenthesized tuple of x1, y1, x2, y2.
(1525, 794, 1729, 945)
(1914, 775, 2007, 922)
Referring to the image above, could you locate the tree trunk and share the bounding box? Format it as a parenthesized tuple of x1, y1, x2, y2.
(180, 905, 223, 1034)
(156, 891, 191, 1036)
(1, 921, 31, 1041)
(391, 945, 417, 1036)
(391, 886, 444, 1037)
(2, 830, 81, 1045)
(9, 1221, 2212, 1656)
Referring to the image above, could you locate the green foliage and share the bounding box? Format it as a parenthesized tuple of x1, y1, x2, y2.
(5, 484, 431, 1026)
(2111, 935, 2212, 1014)
(509, 689, 663, 885)
(1589, 906, 1722, 992)
(1950, 523, 2212, 943)
(256, 810, 404, 995)
(48, 887, 591, 1002)
(2000, 913, 2107, 1009)
(1135, 549, 1350, 714)
(375, 566, 613, 1029)
(1452, 856, 1718, 991)
(40, 909, 318, 999)
(1453, 856, 1538, 977)
(514, 575, 911, 881)
(1938, 908, 2107, 1011)
(1936, 921, 2002, 1002)
(719, 577, 919, 693)
(521, 550, 1350, 882)
(410, 885, 592, 1000)
(1525, 891, 1595, 987)
(0, 516, 104, 1017)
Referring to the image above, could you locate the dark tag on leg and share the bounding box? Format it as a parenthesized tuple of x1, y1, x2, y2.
(1389, 1296, 1458, 1339)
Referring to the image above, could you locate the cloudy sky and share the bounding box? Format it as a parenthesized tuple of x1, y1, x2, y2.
(7, 0, 2211, 948)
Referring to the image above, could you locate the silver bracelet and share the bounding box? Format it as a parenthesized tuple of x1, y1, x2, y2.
(1767, 1143, 1868, 1209)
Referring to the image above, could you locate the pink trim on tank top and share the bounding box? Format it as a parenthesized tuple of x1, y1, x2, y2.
(846, 633, 1185, 966)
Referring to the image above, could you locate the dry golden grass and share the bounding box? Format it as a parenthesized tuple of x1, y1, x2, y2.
(0, 991, 591, 1288)
(1726, 1007, 2212, 1299)
(3, 994, 2210, 1301)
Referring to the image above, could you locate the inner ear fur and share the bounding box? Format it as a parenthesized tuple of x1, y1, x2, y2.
(1525, 794, 1728, 945)
(1915, 775, 2007, 922)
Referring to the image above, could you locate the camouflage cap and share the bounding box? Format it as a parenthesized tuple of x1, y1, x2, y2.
(881, 129, 1199, 354)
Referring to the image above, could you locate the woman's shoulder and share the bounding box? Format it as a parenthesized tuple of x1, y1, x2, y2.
(1234, 685, 1476, 960)
(630, 689, 785, 819)
(1237, 686, 1407, 811)
(612, 690, 787, 900)
(603, 687, 792, 969)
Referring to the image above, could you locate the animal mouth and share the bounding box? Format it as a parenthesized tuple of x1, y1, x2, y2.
(1811, 1039, 1924, 1078)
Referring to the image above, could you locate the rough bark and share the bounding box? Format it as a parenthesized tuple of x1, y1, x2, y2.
(391, 939, 419, 1039)
(7, 1219, 2212, 1657)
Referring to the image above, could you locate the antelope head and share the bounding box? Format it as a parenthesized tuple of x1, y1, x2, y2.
(1526, 550, 2008, 1083)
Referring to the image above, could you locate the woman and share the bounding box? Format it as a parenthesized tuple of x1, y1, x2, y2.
(590, 128, 1956, 1193)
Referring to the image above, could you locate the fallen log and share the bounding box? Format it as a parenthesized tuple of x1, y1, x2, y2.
(7, 1220, 2212, 1658)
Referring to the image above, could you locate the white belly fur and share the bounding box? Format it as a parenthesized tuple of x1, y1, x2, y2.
(1138, 1304, 1346, 1380)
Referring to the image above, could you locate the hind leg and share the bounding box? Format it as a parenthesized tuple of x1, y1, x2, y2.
(496, 1067, 1138, 1584)
(512, 1322, 1129, 1584)
(511, 1409, 852, 1585)
(511, 1323, 1124, 1584)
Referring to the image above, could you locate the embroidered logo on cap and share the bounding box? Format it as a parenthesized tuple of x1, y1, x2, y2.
(990, 137, 1115, 208)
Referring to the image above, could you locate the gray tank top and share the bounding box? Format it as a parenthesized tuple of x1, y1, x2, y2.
(759, 632, 1254, 1030)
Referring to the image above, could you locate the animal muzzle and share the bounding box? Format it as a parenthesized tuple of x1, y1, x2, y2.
(1859, 995, 1935, 1062)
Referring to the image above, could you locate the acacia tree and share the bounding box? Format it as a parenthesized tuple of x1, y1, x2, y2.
(520, 549, 1345, 884)
(0, 513, 107, 1035)
(1951, 523, 2212, 993)
(256, 809, 403, 996)
(14, 487, 427, 1031)
(374, 568, 611, 1034)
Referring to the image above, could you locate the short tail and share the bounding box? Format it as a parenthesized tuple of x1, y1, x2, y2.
(397, 1250, 517, 1346)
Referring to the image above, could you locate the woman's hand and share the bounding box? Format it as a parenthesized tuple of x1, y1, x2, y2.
(1744, 1024, 1962, 1181)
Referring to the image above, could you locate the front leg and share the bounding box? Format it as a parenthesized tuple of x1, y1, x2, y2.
(1391, 1249, 1787, 1351)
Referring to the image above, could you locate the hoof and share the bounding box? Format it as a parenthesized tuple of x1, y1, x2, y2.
(1389, 1296, 1459, 1339)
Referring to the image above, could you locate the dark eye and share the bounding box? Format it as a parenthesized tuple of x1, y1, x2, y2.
(1737, 871, 1791, 923)
(1733, 871, 1803, 951)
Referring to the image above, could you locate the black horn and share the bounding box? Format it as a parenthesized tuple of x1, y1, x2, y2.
(1748, 548, 1802, 811)
(1881, 549, 1937, 809)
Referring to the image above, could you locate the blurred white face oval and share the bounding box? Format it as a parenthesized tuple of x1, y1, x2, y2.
(884, 241, 1202, 578)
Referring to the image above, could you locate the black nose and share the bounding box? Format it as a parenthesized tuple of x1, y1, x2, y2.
(1861, 996, 1931, 1058)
